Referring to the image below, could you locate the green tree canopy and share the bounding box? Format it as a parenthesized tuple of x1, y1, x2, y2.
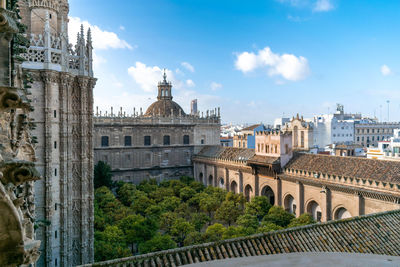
(236, 214, 259, 229)
(170, 218, 195, 246)
(180, 186, 197, 201)
(94, 161, 113, 189)
(118, 214, 158, 253)
(116, 182, 136, 206)
(215, 200, 243, 226)
(288, 213, 315, 228)
(222, 226, 248, 239)
(94, 226, 131, 262)
(199, 193, 220, 217)
(138, 234, 176, 254)
(159, 212, 179, 233)
(245, 196, 272, 220)
(160, 196, 181, 212)
(262, 206, 295, 227)
(258, 221, 283, 233)
(190, 212, 211, 231)
(131, 195, 155, 215)
(204, 223, 226, 242)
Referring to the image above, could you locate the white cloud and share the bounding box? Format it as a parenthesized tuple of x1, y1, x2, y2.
(181, 62, 195, 73)
(278, 0, 334, 12)
(313, 0, 334, 12)
(68, 17, 133, 50)
(381, 65, 393, 76)
(119, 25, 125, 31)
(210, 82, 222, 91)
(127, 62, 185, 92)
(186, 79, 195, 87)
(235, 46, 310, 81)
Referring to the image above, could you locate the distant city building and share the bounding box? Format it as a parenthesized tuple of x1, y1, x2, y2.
(325, 144, 364, 157)
(312, 104, 359, 149)
(355, 122, 400, 147)
(274, 117, 290, 129)
(233, 124, 269, 149)
(94, 73, 220, 184)
(367, 129, 400, 160)
(283, 114, 314, 151)
(220, 137, 233, 147)
(191, 99, 198, 115)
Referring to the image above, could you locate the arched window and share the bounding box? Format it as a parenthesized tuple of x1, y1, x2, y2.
(208, 175, 213, 186)
(199, 172, 204, 183)
(293, 126, 299, 148)
(183, 135, 190, 144)
(261, 186, 275, 205)
(307, 201, 322, 222)
(101, 136, 109, 147)
(335, 207, 351, 220)
(219, 177, 224, 188)
(284, 195, 296, 215)
(230, 181, 238, 193)
(244, 185, 253, 202)
(301, 131, 305, 148)
(163, 135, 170, 145)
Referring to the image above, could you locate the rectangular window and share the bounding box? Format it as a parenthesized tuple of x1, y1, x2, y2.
(54, 110, 57, 118)
(54, 168, 57, 176)
(144, 136, 151, 146)
(54, 141, 57, 149)
(55, 230, 57, 239)
(183, 135, 190, 145)
(101, 136, 109, 147)
(201, 139, 204, 145)
(124, 136, 132, 146)
(163, 135, 170, 145)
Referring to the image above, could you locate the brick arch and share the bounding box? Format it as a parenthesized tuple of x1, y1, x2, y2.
(283, 193, 297, 215)
(305, 199, 322, 222)
(332, 205, 352, 220)
(230, 180, 238, 193)
(259, 183, 276, 205)
(198, 172, 204, 183)
(244, 184, 253, 201)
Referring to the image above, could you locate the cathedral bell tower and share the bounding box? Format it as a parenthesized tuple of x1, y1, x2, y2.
(157, 69, 173, 100)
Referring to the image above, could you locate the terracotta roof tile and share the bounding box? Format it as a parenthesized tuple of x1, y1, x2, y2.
(81, 209, 400, 267)
(285, 153, 400, 183)
(195, 146, 255, 161)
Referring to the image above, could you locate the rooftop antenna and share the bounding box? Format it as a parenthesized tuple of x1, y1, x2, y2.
(387, 100, 390, 122)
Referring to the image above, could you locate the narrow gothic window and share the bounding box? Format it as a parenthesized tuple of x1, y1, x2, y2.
(183, 135, 190, 144)
(55, 230, 57, 239)
(124, 136, 132, 146)
(54, 141, 57, 149)
(163, 135, 170, 145)
(101, 136, 109, 147)
(201, 139, 204, 144)
(144, 136, 151, 146)
(54, 110, 57, 118)
(54, 168, 57, 176)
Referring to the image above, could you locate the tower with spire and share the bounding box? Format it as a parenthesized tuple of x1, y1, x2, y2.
(18, 0, 96, 266)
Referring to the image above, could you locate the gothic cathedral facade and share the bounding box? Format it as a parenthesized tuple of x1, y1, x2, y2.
(19, 0, 96, 266)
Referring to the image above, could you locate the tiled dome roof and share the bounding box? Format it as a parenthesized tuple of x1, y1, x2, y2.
(144, 99, 186, 117)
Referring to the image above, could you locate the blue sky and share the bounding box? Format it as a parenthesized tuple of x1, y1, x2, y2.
(68, 0, 400, 123)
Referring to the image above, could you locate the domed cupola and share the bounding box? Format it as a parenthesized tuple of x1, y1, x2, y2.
(144, 70, 186, 117)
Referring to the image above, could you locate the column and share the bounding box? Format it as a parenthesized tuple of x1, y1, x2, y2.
(275, 177, 282, 206)
(296, 181, 304, 217)
(225, 168, 230, 192)
(320, 186, 331, 222)
(239, 170, 243, 194)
